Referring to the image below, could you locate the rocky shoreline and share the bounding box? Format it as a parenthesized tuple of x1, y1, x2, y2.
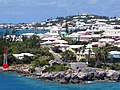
(1, 65, 120, 84)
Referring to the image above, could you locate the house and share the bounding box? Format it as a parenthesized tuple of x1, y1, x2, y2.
(40, 41, 53, 48)
(80, 34, 100, 42)
(52, 39, 68, 46)
(13, 53, 34, 60)
(98, 38, 115, 47)
(41, 37, 57, 42)
(103, 29, 120, 39)
(60, 32, 67, 37)
(108, 51, 120, 58)
(6, 35, 23, 41)
(21, 33, 35, 37)
(44, 32, 59, 38)
(67, 33, 80, 41)
(41, 38, 68, 48)
(54, 44, 69, 52)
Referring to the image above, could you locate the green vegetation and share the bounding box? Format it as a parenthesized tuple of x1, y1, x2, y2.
(61, 50, 76, 62)
(52, 46, 62, 53)
(72, 41, 89, 45)
(32, 56, 51, 67)
(43, 63, 69, 72)
(80, 58, 87, 62)
(0, 34, 54, 67)
(87, 44, 120, 70)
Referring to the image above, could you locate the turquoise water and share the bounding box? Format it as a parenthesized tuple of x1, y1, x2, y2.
(0, 29, 49, 35)
(0, 72, 120, 90)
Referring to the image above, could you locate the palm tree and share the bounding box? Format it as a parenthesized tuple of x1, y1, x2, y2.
(82, 45, 86, 56)
(65, 19, 69, 34)
(61, 50, 76, 62)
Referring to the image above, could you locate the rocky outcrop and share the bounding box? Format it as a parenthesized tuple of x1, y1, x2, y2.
(36, 69, 120, 84)
(1, 66, 120, 84)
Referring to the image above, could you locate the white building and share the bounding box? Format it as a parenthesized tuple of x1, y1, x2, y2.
(98, 38, 115, 47)
(103, 29, 120, 39)
(108, 51, 120, 58)
(67, 33, 80, 41)
(13, 53, 34, 60)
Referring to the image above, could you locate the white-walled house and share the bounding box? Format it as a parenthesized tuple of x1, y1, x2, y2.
(13, 53, 34, 60)
(67, 33, 80, 41)
(6, 35, 23, 41)
(40, 41, 53, 47)
(52, 39, 68, 46)
(41, 38, 68, 48)
(98, 38, 115, 47)
(21, 33, 35, 37)
(108, 51, 120, 58)
(44, 32, 59, 38)
(41, 37, 57, 42)
(54, 44, 69, 52)
(80, 34, 100, 42)
(103, 29, 120, 39)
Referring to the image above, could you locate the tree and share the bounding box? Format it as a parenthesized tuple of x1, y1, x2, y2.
(52, 46, 62, 53)
(61, 50, 76, 62)
(65, 19, 69, 34)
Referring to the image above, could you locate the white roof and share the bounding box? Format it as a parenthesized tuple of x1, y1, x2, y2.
(44, 32, 59, 36)
(51, 26, 60, 31)
(91, 42, 99, 45)
(109, 51, 120, 54)
(69, 45, 84, 49)
(95, 22, 106, 25)
(80, 34, 100, 38)
(86, 29, 101, 32)
(45, 41, 52, 43)
(77, 31, 86, 34)
(79, 51, 95, 55)
(54, 44, 69, 47)
(13, 53, 34, 57)
(103, 34, 120, 37)
(41, 41, 52, 44)
(116, 40, 120, 43)
(42, 37, 57, 41)
(99, 38, 115, 42)
(52, 40, 68, 44)
(22, 33, 35, 36)
(36, 33, 44, 36)
(114, 45, 120, 47)
(67, 33, 80, 37)
(86, 44, 92, 49)
(6, 35, 16, 38)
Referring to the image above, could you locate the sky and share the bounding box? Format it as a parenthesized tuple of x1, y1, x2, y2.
(0, 0, 119, 23)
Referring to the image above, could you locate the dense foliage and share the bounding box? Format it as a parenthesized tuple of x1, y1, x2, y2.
(43, 63, 69, 72)
(60, 50, 76, 62)
(0, 35, 54, 66)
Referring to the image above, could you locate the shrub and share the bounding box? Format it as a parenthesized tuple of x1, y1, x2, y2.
(88, 58, 96, 67)
(43, 63, 69, 72)
(95, 61, 103, 68)
(80, 58, 87, 62)
(29, 68, 35, 73)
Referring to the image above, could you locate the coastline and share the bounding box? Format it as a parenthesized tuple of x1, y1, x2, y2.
(1, 65, 120, 84)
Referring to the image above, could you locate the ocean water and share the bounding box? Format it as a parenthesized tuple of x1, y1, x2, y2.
(0, 29, 49, 35)
(0, 72, 120, 90)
